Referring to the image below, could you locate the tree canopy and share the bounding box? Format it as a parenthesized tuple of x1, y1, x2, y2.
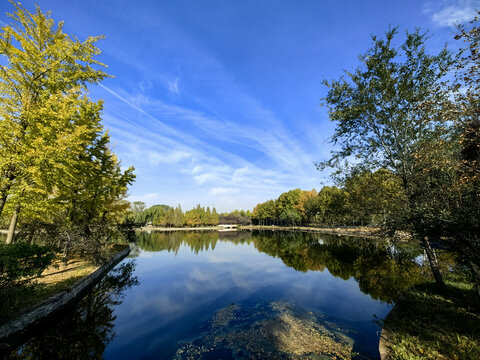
(0, 2, 135, 262)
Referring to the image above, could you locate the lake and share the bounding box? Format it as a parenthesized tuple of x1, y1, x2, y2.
(7, 230, 429, 359)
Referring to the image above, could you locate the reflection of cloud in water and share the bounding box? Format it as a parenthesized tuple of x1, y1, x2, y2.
(108, 231, 413, 359)
(189, 266, 213, 281)
(151, 295, 185, 316)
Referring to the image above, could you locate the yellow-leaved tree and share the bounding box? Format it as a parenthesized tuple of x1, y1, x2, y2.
(0, 1, 135, 259)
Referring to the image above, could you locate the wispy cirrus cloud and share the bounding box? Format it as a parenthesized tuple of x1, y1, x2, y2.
(88, 2, 325, 211)
(148, 150, 191, 166)
(425, 0, 479, 28)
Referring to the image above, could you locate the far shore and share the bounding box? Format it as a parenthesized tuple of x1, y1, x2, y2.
(139, 225, 382, 238)
(1, 225, 383, 239)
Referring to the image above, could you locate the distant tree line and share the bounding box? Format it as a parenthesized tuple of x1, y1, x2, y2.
(126, 202, 220, 227)
(124, 203, 258, 227)
(251, 169, 402, 227)
(219, 210, 253, 225)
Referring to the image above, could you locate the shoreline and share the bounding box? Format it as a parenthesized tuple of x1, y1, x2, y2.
(139, 225, 382, 238)
(0, 244, 132, 354)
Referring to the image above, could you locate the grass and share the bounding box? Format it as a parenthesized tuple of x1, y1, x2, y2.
(34, 258, 98, 299)
(382, 278, 480, 360)
(0, 257, 98, 323)
(1, 244, 129, 323)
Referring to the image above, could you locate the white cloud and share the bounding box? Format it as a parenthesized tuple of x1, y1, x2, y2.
(94, 11, 327, 211)
(425, 0, 479, 28)
(148, 150, 191, 165)
(193, 172, 217, 185)
(209, 187, 239, 196)
(168, 77, 180, 94)
(128, 192, 163, 203)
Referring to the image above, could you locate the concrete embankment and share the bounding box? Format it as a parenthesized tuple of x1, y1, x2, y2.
(0, 244, 132, 353)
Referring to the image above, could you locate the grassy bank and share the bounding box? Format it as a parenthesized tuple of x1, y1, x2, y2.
(381, 280, 480, 359)
(0, 244, 129, 323)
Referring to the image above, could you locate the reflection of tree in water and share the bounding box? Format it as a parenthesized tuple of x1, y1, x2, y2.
(136, 231, 253, 254)
(136, 230, 438, 303)
(8, 261, 138, 360)
(252, 231, 427, 303)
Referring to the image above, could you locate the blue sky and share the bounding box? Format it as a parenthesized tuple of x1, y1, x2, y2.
(1, 0, 478, 212)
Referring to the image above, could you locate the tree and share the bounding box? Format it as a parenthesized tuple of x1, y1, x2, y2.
(132, 201, 146, 214)
(211, 207, 219, 226)
(449, 12, 480, 291)
(0, 3, 135, 263)
(321, 28, 453, 288)
(173, 205, 185, 227)
(343, 168, 406, 226)
(252, 200, 277, 225)
(0, 1, 109, 218)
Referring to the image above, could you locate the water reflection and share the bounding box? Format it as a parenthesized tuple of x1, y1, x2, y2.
(8, 261, 138, 360)
(7, 231, 432, 360)
(135, 231, 253, 254)
(137, 230, 427, 303)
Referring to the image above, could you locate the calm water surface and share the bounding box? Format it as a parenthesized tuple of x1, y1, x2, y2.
(9, 230, 428, 359)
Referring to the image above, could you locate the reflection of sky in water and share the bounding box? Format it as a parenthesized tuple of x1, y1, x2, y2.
(105, 237, 392, 360)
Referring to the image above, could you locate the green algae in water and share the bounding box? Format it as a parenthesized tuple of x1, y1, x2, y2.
(175, 301, 354, 360)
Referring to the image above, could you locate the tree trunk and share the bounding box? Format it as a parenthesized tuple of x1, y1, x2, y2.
(28, 229, 36, 245)
(0, 193, 8, 218)
(5, 204, 20, 244)
(422, 236, 445, 290)
(0, 168, 16, 218)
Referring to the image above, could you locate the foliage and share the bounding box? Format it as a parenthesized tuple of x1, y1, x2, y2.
(0, 242, 55, 321)
(0, 242, 54, 282)
(137, 204, 171, 225)
(319, 27, 457, 288)
(219, 209, 252, 225)
(184, 205, 219, 227)
(251, 176, 404, 227)
(0, 2, 135, 260)
(252, 189, 317, 226)
(343, 168, 407, 226)
(129, 203, 222, 227)
(448, 12, 480, 288)
(0, 1, 108, 216)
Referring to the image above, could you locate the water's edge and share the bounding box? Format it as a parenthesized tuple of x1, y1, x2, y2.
(0, 244, 132, 354)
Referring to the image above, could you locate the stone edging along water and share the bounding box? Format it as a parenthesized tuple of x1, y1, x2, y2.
(0, 244, 132, 352)
(378, 312, 394, 360)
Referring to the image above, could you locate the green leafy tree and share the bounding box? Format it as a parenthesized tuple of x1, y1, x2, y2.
(320, 28, 454, 288)
(173, 205, 185, 227)
(0, 3, 135, 264)
(343, 169, 406, 226)
(0, 1, 108, 218)
(211, 207, 219, 226)
(252, 199, 277, 225)
(449, 13, 480, 291)
(132, 201, 146, 214)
